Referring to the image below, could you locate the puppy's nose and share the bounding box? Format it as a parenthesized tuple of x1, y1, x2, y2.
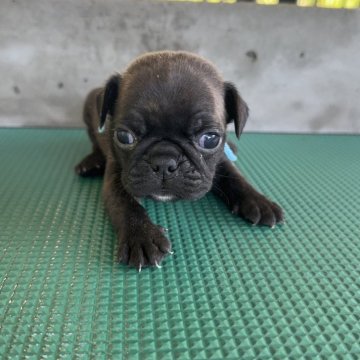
(150, 156, 178, 178)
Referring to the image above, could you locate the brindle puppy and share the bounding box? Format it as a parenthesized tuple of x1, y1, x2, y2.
(75, 51, 284, 270)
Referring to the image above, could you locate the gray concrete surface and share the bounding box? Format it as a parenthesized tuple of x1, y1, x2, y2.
(1, 0, 359, 133)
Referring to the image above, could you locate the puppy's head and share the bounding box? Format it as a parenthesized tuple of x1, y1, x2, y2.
(100, 51, 248, 201)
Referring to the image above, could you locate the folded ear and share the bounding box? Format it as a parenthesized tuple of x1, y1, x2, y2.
(224, 82, 249, 138)
(99, 73, 122, 132)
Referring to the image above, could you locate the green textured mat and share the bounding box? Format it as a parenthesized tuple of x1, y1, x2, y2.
(1, 129, 360, 359)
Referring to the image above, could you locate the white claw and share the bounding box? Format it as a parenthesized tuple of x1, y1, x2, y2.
(155, 261, 162, 269)
(168, 251, 174, 255)
(271, 225, 276, 229)
(138, 264, 142, 273)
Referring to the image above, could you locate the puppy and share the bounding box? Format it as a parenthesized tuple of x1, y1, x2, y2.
(75, 51, 284, 270)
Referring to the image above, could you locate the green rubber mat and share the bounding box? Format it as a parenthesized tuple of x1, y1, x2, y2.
(1, 129, 360, 359)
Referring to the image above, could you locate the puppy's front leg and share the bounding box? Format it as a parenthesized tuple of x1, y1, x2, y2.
(212, 159, 284, 227)
(103, 160, 172, 270)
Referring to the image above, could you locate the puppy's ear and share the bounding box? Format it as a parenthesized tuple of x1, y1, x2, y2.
(224, 82, 249, 138)
(99, 74, 122, 132)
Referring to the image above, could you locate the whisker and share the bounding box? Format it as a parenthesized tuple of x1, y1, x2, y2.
(214, 174, 240, 180)
(212, 184, 230, 206)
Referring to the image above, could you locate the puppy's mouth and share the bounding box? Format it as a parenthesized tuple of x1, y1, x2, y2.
(149, 186, 177, 202)
(150, 194, 176, 202)
(128, 180, 208, 202)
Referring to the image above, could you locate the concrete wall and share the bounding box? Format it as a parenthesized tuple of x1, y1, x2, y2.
(1, 0, 359, 133)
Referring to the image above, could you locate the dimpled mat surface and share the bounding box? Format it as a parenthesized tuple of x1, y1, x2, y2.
(0, 129, 360, 360)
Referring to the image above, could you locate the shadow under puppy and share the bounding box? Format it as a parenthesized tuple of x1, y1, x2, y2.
(75, 51, 284, 270)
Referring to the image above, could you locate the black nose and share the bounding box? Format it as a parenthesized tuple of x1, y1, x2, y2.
(150, 156, 179, 178)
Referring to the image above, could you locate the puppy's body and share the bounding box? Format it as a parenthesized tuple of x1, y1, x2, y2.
(76, 51, 284, 269)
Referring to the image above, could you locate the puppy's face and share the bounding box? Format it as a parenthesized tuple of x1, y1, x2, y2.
(100, 52, 248, 201)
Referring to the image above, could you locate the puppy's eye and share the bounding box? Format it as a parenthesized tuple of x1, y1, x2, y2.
(116, 130, 135, 145)
(198, 132, 220, 149)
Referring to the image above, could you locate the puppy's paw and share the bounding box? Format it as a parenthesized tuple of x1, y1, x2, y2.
(118, 223, 172, 270)
(232, 192, 284, 227)
(75, 151, 105, 177)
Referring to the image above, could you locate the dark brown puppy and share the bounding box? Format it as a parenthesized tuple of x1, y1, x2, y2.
(76, 51, 284, 270)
